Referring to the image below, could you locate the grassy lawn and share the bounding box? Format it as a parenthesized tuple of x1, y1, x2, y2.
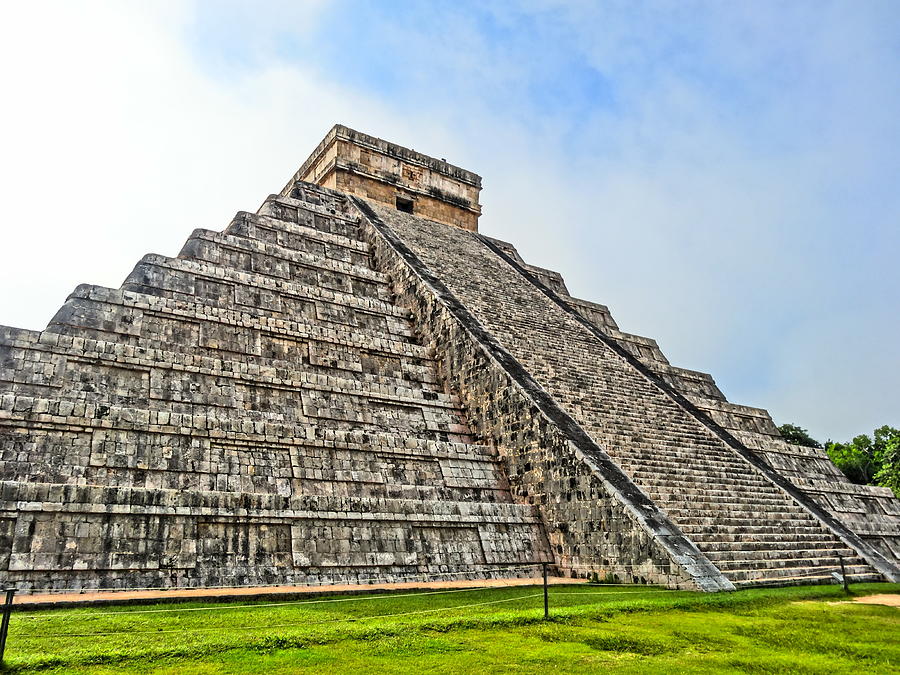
(3, 582, 898, 673)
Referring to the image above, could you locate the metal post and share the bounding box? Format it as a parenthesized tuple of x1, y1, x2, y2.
(0, 588, 15, 664)
(542, 562, 549, 620)
(839, 555, 849, 594)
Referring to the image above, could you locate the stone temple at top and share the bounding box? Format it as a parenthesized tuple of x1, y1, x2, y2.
(0, 124, 898, 592)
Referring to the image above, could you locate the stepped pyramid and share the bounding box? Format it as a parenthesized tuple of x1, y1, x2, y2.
(1, 124, 898, 591)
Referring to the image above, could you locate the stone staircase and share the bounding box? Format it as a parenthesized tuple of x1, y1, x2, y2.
(5, 122, 895, 593)
(0, 184, 549, 590)
(558, 376, 880, 587)
(539, 272, 900, 566)
(368, 200, 885, 587)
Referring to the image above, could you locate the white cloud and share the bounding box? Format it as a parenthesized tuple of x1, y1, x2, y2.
(0, 0, 384, 329)
(452, 3, 899, 441)
(0, 1, 896, 442)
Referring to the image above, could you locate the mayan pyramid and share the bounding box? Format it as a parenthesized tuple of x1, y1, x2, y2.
(1, 125, 898, 592)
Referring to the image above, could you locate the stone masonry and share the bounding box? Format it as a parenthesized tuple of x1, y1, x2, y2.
(291, 125, 482, 232)
(0, 124, 898, 591)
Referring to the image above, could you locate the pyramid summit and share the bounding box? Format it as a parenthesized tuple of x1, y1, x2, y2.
(0, 124, 898, 592)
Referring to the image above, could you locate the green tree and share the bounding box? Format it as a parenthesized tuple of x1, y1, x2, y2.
(777, 423, 822, 448)
(826, 426, 900, 497)
(873, 427, 900, 497)
(826, 436, 880, 484)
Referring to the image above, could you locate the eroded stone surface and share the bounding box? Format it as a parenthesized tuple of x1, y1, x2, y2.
(0, 184, 548, 591)
(362, 201, 898, 587)
(1, 125, 897, 592)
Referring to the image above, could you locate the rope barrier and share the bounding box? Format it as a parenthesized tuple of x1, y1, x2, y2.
(15, 582, 541, 621)
(18, 563, 545, 595)
(738, 569, 865, 583)
(14, 586, 688, 625)
(549, 589, 680, 595)
(26, 592, 546, 638)
(5, 567, 857, 650)
(18, 560, 685, 595)
(16, 561, 851, 599)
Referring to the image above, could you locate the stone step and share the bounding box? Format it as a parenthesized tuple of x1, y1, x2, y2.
(661, 505, 808, 522)
(0, 333, 449, 400)
(715, 549, 871, 576)
(589, 430, 745, 451)
(631, 472, 774, 490)
(177, 235, 391, 306)
(674, 524, 825, 540)
(703, 547, 858, 564)
(714, 553, 871, 573)
(657, 501, 806, 517)
(680, 527, 829, 542)
(1, 328, 461, 407)
(0, 397, 498, 461)
(47, 286, 430, 361)
(686, 531, 839, 544)
(122, 254, 406, 320)
(1, 391, 474, 445)
(693, 538, 851, 553)
(671, 513, 816, 527)
(649, 486, 788, 502)
(726, 565, 877, 584)
(267, 188, 358, 218)
(583, 420, 731, 442)
(181, 228, 388, 293)
(2, 389, 471, 440)
(227, 211, 371, 265)
(636, 475, 768, 494)
(0, 351, 466, 418)
(258, 195, 362, 241)
(733, 572, 883, 588)
(627, 463, 771, 484)
(609, 443, 739, 461)
(2, 480, 543, 525)
(615, 450, 757, 471)
(280, 183, 357, 214)
(651, 493, 793, 507)
(644, 484, 786, 500)
(613, 436, 752, 452)
(0, 453, 512, 503)
(584, 422, 740, 444)
(656, 493, 806, 511)
(677, 518, 823, 531)
(642, 482, 788, 500)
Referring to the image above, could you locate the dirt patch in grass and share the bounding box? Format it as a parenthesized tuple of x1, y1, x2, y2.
(5, 582, 899, 673)
(852, 594, 900, 607)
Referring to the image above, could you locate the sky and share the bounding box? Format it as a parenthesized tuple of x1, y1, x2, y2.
(0, 0, 897, 442)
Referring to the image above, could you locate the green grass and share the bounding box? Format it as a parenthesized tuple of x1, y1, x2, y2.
(3, 582, 899, 673)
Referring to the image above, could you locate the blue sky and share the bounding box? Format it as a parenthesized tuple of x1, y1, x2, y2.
(0, 1, 898, 442)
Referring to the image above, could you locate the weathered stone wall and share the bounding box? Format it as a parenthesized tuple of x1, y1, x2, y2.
(475, 231, 900, 572)
(2, 121, 897, 594)
(291, 125, 481, 231)
(0, 183, 548, 591)
(362, 199, 895, 586)
(355, 198, 732, 591)
(1, 477, 543, 590)
(334, 172, 480, 232)
(734, 432, 900, 563)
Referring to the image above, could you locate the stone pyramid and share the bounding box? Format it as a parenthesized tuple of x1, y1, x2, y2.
(1, 125, 898, 592)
